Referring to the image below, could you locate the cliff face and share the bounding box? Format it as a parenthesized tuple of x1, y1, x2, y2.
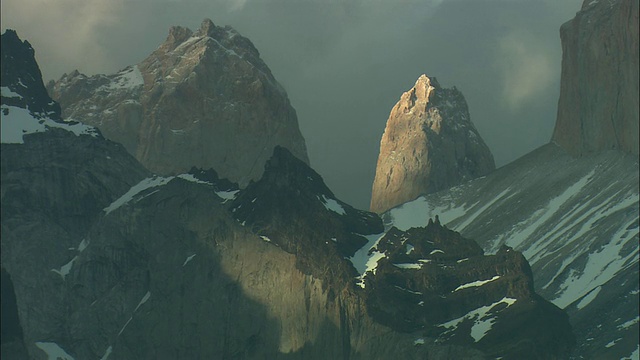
(552, 0, 639, 156)
(47, 19, 309, 187)
(370, 75, 495, 214)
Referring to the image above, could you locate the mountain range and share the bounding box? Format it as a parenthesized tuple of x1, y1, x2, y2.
(1, 0, 638, 359)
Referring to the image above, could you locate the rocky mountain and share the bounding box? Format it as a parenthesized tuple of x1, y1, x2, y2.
(361, 222, 574, 359)
(1, 30, 574, 359)
(370, 75, 495, 214)
(380, 1, 639, 358)
(47, 19, 309, 187)
(552, 0, 639, 156)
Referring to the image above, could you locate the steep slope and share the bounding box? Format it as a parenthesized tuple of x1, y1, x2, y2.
(370, 75, 495, 214)
(47, 19, 309, 187)
(552, 0, 639, 156)
(384, 144, 639, 359)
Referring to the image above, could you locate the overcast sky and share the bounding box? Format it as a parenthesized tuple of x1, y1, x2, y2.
(2, 0, 582, 209)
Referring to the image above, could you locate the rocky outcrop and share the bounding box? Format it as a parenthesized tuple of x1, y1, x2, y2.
(370, 75, 495, 214)
(1, 30, 62, 120)
(552, 0, 639, 156)
(47, 19, 309, 187)
(362, 220, 574, 359)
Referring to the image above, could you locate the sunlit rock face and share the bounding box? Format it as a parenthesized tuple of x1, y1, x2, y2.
(48, 19, 309, 187)
(552, 0, 639, 156)
(370, 75, 495, 214)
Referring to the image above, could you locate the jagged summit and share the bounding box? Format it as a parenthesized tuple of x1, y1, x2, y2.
(48, 19, 309, 187)
(1, 30, 61, 121)
(370, 74, 495, 213)
(1, 30, 99, 143)
(231, 146, 382, 264)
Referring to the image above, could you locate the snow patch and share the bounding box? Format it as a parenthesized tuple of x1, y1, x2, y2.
(552, 202, 639, 308)
(506, 171, 594, 252)
(618, 316, 639, 330)
(394, 285, 422, 295)
(134, 291, 151, 312)
(183, 254, 196, 267)
(349, 233, 385, 288)
(100, 346, 113, 360)
(624, 345, 639, 360)
(414, 338, 425, 345)
(454, 276, 501, 292)
(576, 286, 601, 309)
(77, 239, 89, 252)
(35, 342, 75, 360)
(393, 263, 421, 269)
(389, 196, 465, 231)
(216, 190, 239, 201)
(176, 173, 211, 185)
(405, 244, 415, 254)
(440, 297, 517, 342)
(104, 176, 174, 214)
(260, 235, 272, 243)
(101, 65, 144, 91)
(1, 105, 98, 143)
(51, 257, 77, 280)
(1, 86, 22, 99)
(605, 338, 622, 348)
(321, 195, 346, 215)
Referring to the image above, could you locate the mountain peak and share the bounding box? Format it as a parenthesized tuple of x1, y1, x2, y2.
(165, 26, 193, 49)
(49, 21, 309, 187)
(370, 75, 495, 213)
(196, 18, 217, 37)
(1, 30, 61, 121)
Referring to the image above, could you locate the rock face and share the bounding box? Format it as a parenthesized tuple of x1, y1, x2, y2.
(552, 0, 639, 156)
(1, 30, 62, 120)
(363, 221, 574, 359)
(47, 19, 309, 187)
(370, 75, 495, 214)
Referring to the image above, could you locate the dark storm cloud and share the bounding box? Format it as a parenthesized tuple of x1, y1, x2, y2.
(1, 0, 582, 209)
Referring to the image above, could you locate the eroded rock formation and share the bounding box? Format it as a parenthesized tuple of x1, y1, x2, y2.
(370, 75, 495, 213)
